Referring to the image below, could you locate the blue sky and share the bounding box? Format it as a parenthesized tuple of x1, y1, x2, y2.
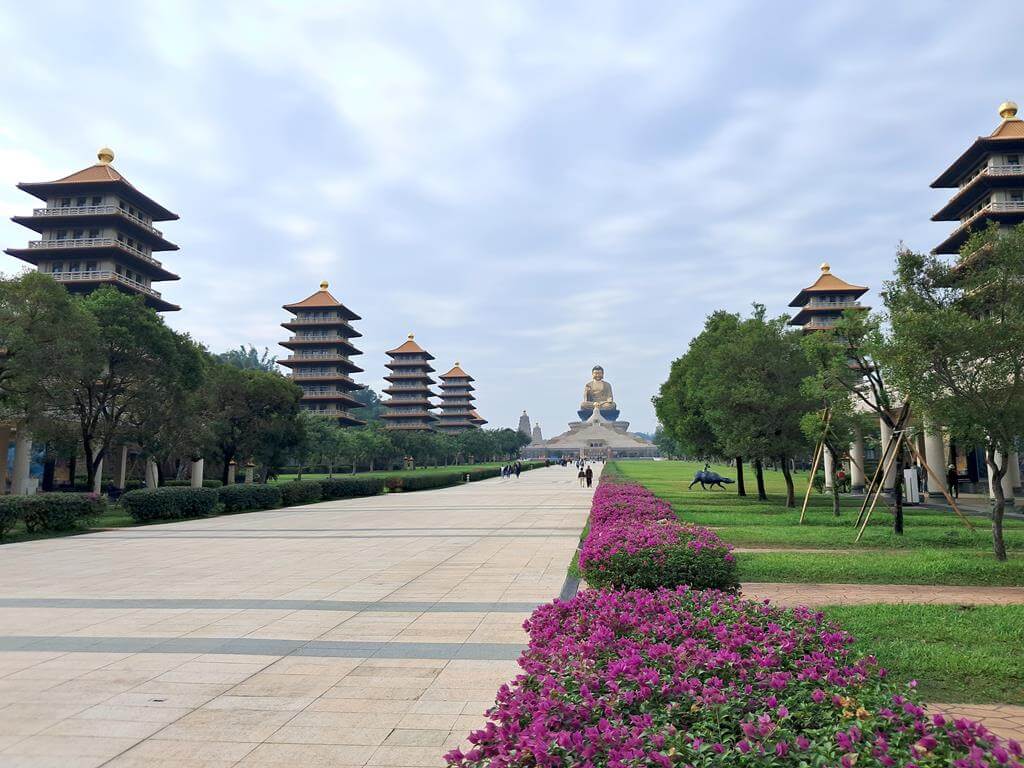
(0, 1, 1018, 434)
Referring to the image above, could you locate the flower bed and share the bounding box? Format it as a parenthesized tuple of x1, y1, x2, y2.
(446, 586, 1021, 767)
(579, 481, 739, 592)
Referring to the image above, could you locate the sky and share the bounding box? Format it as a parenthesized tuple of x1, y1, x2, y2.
(0, 1, 1018, 435)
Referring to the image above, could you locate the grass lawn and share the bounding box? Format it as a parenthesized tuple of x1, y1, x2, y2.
(610, 460, 1024, 586)
(273, 462, 507, 484)
(821, 604, 1024, 705)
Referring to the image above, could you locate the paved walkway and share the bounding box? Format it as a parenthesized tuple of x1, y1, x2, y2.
(0, 466, 592, 767)
(743, 582, 1024, 607)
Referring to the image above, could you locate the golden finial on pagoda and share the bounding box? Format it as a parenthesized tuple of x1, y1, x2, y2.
(319, 280, 329, 290)
(97, 147, 114, 165)
(999, 101, 1019, 120)
(455, 361, 460, 366)
(820, 262, 831, 273)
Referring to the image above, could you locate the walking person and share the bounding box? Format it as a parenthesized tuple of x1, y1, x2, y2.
(514, 462, 521, 479)
(947, 464, 959, 499)
(585, 465, 593, 488)
(577, 466, 586, 487)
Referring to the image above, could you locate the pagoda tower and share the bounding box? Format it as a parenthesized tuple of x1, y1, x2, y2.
(787, 263, 869, 333)
(931, 101, 1024, 255)
(381, 335, 439, 430)
(278, 281, 365, 426)
(469, 410, 488, 427)
(5, 148, 181, 311)
(437, 363, 480, 434)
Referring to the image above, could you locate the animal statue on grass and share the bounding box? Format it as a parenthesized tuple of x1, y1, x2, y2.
(689, 470, 736, 491)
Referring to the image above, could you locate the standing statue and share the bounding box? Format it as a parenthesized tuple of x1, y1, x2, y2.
(578, 365, 620, 421)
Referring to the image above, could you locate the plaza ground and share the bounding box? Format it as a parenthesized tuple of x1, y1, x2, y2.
(0, 467, 590, 766)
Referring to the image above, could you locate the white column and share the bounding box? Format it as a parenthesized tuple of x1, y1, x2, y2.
(92, 457, 104, 495)
(12, 427, 33, 496)
(0, 426, 12, 495)
(849, 426, 865, 493)
(146, 459, 159, 489)
(822, 449, 835, 490)
(190, 458, 205, 488)
(114, 445, 129, 490)
(923, 425, 947, 496)
(1009, 451, 1022, 494)
(226, 460, 237, 485)
(880, 419, 896, 491)
(989, 451, 1016, 504)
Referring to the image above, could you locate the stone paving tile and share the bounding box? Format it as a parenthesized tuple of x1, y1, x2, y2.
(742, 582, 1024, 606)
(930, 703, 1024, 742)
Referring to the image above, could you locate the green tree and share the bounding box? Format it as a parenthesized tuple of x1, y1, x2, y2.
(878, 226, 1024, 561)
(216, 345, 277, 372)
(205, 363, 304, 483)
(351, 387, 385, 423)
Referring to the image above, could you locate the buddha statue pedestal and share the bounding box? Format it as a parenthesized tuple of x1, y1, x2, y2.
(578, 407, 620, 422)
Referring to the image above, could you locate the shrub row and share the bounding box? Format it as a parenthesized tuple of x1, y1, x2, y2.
(0, 492, 107, 539)
(579, 479, 739, 592)
(218, 484, 282, 513)
(383, 462, 542, 492)
(446, 587, 1021, 767)
(120, 487, 219, 522)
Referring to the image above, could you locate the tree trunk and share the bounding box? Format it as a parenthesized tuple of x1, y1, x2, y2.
(735, 456, 746, 496)
(68, 456, 77, 488)
(830, 447, 841, 517)
(893, 449, 904, 535)
(297, 464, 303, 480)
(986, 447, 1008, 561)
(42, 457, 56, 492)
(780, 457, 795, 507)
(754, 459, 767, 501)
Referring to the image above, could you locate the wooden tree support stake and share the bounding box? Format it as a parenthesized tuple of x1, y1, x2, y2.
(855, 432, 905, 543)
(904, 439, 975, 532)
(799, 440, 825, 525)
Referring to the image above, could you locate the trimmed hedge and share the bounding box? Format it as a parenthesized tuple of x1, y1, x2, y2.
(319, 476, 385, 499)
(120, 487, 219, 522)
(0, 492, 107, 534)
(279, 479, 323, 506)
(218, 484, 282, 513)
(164, 479, 224, 488)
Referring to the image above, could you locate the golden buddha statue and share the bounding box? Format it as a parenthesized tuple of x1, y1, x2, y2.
(580, 365, 617, 415)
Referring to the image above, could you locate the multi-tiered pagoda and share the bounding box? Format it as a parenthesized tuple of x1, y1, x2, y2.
(5, 148, 181, 311)
(787, 263, 869, 333)
(436, 363, 481, 433)
(931, 101, 1024, 255)
(278, 281, 365, 426)
(381, 335, 439, 430)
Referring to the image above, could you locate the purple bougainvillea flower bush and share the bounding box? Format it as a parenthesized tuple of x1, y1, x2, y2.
(579, 481, 739, 592)
(445, 587, 1022, 768)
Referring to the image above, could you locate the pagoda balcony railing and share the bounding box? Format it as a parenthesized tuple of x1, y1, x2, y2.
(50, 269, 163, 298)
(32, 205, 163, 236)
(804, 298, 861, 309)
(29, 237, 164, 269)
(301, 407, 359, 419)
(290, 315, 354, 325)
(287, 334, 354, 344)
(987, 164, 1024, 177)
(955, 200, 1024, 232)
(289, 371, 355, 382)
(300, 391, 352, 399)
(285, 352, 353, 360)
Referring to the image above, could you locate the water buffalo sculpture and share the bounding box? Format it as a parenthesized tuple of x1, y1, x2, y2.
(689, 470, 735, 491)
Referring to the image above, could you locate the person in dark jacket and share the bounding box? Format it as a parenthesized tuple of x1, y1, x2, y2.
(585, 466, 593, 488)
(946, 464, 959, 499)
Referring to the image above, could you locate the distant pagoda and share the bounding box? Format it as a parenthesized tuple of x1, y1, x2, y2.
(5, 148, 181, 311)
(437, 363, 480, 433)
(381, 334, 439, 430)
(787, 263, 869, 333)
(278, 281, 365, 426)
(931, 101, 1024, 255)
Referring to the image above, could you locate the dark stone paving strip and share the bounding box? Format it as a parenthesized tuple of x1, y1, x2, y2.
(0, 636, 524, 660)
(0, 598, 540, 613)
(124, 527, 584, 533)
